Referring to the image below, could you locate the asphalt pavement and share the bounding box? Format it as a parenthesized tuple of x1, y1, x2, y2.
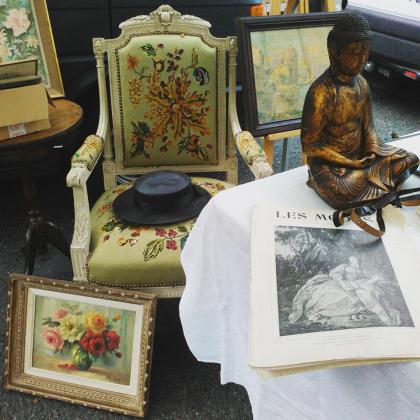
(1, 72, 420, 420)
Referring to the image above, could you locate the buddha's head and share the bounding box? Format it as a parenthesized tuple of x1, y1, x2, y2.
(327, 13, 371, 78)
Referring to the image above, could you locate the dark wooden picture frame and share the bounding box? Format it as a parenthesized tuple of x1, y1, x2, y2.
(236, 12, 345, 137)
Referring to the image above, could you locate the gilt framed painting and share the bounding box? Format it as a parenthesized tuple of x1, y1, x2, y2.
(236, 12, 344, 137)
(0, 0, 64, 97)
(4, 274, 156, 418)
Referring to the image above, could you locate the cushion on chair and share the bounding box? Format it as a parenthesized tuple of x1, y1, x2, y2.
(87, 177, 232, 288)
(117, 34, 218, 168)
(235, 131, 266, 167)
(71, 135, 104, 170)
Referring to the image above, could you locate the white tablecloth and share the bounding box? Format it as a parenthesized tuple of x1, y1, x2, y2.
(179, 137, 420, 419)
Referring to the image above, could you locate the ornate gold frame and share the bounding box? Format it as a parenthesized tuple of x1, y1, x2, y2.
(32, 0, 64, 97)
(4, 274, 156, 418)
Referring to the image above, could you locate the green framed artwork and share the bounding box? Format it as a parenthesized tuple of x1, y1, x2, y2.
(4, 274, 156, 417)
(0, 0, 64, 97)
(236, 12, 345, 136)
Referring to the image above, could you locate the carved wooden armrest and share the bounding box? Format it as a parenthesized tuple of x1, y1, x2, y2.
(235, 131, 273, 179)
(66, 135, 103, 282)
(71, 134, 104, 171)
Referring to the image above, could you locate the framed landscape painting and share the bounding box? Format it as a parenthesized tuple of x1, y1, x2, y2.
(4, 274, 156, 417)
(0, 0, 64, 97)
(236, 12, 344, 137)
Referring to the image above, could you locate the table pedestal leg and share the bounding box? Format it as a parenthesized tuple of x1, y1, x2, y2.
(21, 165, 70, 275)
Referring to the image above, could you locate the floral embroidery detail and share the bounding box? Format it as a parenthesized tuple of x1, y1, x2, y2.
(140, 44, 156, 56)
(126, 53, 139, 71)
(143, 224, 193, 261)
(153, 58, 164, 73)
(96, 203, 112, 217)
(128, 77, 143, 105)
(126, 44, 211, 160)
(178, 132, 212, 161)
(94, 181, 230, 263)
(72, 135, 103, 170)
(145, 66, 210, 139)
(102, 216, 130, 233)
(195, 181, 226, 197)
(236, 131, 266, 166)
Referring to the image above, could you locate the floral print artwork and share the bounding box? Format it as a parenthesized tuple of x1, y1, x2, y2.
(32, 294, 136, 386)
(126, 44, 212, 160)
(0, 0, 47, 83)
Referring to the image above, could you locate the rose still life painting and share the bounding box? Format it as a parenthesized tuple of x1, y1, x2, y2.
(32, 295, 136, 386)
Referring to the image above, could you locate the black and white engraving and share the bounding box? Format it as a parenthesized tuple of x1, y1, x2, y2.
(275, 227, 414, 336)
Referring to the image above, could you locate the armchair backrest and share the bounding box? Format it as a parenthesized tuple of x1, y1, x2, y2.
(93, 5, 238, 188)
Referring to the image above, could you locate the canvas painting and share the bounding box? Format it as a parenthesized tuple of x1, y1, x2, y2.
(6, 275, 155, 417)
(275, 226, 414, 336)
(0, 1, 48, 83)
(24, 288, 143, 393)
(250, 26, 331, 126)
(29, 292, 138, 387)
(0, 0, 64, 96)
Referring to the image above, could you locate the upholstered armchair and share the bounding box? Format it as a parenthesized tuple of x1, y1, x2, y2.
(66, 5, 272, 297)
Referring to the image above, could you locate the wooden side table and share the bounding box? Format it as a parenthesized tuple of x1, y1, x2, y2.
(0, 99, 83, 274)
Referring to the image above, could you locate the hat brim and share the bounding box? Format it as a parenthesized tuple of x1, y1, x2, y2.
(112, 184, 212, 225)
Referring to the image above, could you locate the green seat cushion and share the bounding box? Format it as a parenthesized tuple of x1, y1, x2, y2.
(87, 177, 232, 288)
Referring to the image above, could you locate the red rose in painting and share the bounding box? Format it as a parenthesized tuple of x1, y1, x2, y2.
(88, 334, 106, 356)
(79, 330, 94, 352)
(79, 330, 106, 356)
(104, 330, 121, 351)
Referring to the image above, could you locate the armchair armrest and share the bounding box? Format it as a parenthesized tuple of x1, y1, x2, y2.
(70, 134, 104, 171)
(235, 131, 273, 179)
(66, 134, 104, 281)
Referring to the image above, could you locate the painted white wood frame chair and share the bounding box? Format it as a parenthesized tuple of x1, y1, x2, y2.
(66, 4, 272, 298)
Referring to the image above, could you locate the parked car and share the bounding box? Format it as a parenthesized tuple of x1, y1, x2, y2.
(346, 0, 420, 80)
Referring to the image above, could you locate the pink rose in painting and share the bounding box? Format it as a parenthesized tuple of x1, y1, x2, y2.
(4, 8, 31, 37)
(53, 308, 68, 319)
(42, 327, 64, 351)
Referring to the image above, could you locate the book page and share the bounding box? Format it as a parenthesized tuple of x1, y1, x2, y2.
(249, 205, 420, 370)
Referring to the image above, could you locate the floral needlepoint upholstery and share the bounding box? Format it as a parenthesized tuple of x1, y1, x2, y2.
(87, 177, 232, 287)
(118, 34, 218, 167)
(71, 135, 104, 170)
(235, 131, 266, 168)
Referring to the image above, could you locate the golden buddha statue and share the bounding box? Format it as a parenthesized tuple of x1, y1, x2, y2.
(301, 13, 419, 210)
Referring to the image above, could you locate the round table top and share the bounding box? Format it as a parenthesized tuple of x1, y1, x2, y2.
(0, 99, 83, 152)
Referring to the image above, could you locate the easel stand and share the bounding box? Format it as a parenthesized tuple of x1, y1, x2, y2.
(263, 129, 301, 172)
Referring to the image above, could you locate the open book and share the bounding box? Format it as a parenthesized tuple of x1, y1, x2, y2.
(250, 205, 420, 377)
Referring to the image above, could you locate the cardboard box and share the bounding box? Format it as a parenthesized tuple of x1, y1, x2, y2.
(0, 83, 50, 142)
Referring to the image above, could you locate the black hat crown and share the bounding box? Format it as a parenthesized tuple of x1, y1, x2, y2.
(112, 170, 211, 225)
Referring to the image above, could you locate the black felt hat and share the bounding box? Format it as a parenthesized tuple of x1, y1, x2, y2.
(112, 170, 211, 225)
